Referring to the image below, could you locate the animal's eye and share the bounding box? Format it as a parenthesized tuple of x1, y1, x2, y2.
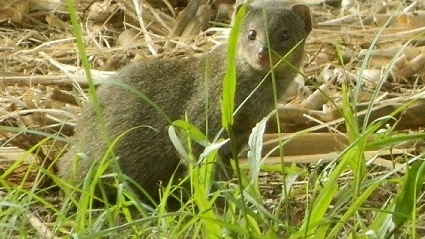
(248, 30, 256, 41)
(281, 30, 290, 41)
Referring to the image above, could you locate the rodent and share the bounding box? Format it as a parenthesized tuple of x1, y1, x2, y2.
(56, 1, 312, 207)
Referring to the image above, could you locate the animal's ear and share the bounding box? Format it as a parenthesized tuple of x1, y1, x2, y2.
(231, 3, 250, 26)
(234, 3, 244, 14)
(290, 4, 312, 35)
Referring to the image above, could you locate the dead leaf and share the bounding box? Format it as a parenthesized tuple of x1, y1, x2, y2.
(398, 11, 425, 29)
(29, 0, 61, 11)
(0, 0, 30, 23)
(45, 15, 71, 31)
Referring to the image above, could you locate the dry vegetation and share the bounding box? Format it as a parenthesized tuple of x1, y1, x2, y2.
(1, 0, 425, 238)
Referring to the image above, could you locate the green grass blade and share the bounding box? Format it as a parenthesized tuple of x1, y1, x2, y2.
(221, 4, 246, 128)
(393, 158, 425, 226)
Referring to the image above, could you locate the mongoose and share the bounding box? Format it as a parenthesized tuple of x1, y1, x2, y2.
(57, 1, 312, 206)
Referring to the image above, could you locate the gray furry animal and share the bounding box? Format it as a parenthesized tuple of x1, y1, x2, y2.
(57, 1, 312, 206)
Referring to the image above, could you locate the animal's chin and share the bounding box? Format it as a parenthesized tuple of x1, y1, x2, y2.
(252, 58, 273, 73)
(253, 57, 296, 74)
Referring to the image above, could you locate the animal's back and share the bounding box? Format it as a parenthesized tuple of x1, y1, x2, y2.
(56, 53, 224, 200)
